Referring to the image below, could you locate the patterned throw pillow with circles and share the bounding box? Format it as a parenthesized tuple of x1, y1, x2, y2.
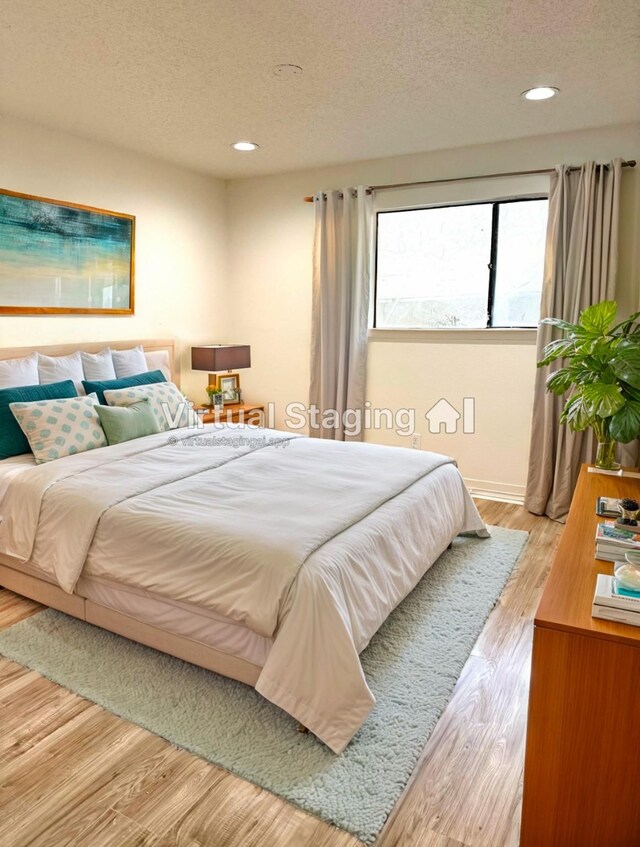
(104, 382, 196, 431)
(9, 394, 107, 464)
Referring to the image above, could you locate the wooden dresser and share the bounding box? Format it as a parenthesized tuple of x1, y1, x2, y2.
(520, 465, 640, 847)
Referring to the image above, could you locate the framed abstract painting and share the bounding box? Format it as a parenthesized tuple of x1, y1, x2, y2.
(0, 188, 135, 315)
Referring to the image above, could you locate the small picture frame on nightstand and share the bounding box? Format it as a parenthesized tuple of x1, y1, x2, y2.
(216, 373, 241, 404)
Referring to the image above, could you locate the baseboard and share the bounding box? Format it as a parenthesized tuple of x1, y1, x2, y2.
(463, 477, 525, 505)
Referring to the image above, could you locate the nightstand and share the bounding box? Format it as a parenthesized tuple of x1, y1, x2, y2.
(194, 403, 264, 426)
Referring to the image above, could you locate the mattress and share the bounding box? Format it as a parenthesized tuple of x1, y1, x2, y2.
(75, 575, 272, 667)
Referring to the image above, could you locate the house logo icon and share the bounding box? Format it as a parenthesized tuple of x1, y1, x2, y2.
(425, 398, 475, 434)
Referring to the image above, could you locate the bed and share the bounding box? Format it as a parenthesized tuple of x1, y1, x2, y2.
(0, 339, 488, 753)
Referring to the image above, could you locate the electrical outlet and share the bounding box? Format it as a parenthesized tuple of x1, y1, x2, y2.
(411, 433, 421, 450)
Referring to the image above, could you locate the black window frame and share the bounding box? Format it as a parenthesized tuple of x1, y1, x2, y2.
(373, 195, 548, 330)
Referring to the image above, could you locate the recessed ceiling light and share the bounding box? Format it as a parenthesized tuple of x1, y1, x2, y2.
(231, 141, 260, 151)
(522, 86, 560, 101)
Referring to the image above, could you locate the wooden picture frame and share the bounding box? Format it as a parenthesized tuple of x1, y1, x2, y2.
(216, 372, 241, 404)
(0, 188, 135, 315)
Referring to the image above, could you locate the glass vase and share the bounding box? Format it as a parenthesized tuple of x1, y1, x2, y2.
(207, 394, 224, 411)
(595, 437, 620, 471)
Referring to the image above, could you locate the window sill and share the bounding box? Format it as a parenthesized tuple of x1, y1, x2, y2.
(368, 327, 538, 345)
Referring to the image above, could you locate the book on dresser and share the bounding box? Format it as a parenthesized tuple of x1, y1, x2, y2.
(595, 521, 640, 562)
(592, 573, 640, 626)
(596, 496, 622, 518)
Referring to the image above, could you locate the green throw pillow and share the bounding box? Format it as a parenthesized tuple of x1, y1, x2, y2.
(95, 398, 161, 445)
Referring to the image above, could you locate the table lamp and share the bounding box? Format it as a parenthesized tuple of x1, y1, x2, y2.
(191, 344, 251, 402)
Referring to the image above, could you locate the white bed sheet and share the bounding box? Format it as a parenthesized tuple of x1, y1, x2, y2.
(75, 575, 273, 667)
(0, 455, 36, 518)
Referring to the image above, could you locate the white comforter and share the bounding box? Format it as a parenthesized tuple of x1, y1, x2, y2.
(0, 424, 487, 752)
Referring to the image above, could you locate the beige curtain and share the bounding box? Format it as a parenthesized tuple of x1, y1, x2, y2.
(525, 159, 622, 520)
(309, 186, 373, 440)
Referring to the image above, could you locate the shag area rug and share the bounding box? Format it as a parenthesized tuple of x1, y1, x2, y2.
(0, 526, 527, 843)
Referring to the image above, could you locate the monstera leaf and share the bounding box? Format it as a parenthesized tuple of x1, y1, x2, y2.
(560, 392, 593, 432)
(578, 300, 618, 335)
(610, 401, 640, 443)
(581, 382, 625, 418)
(546, 368, 574, 395)
(611, 310, 640, 336)
(538, 337, 577, 367)
(612, 339, 640, 389)
(540, 316, 581, 334)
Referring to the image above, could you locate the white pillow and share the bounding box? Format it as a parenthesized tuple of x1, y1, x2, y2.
(104, 382, 196, 431)
(111, 345, 148, 378)
(144, 350, 172, 382)
(0, 353, 39, 389)
(38, 352, 85, 395)
(81, 348, 116, 381)
(9, 393, 107, 464)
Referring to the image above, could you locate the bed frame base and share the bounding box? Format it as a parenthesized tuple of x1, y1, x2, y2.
(0, 558, 262, 687)
(0, 560, 85, 617)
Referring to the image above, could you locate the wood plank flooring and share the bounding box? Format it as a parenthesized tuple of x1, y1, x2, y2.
(0, 502, 562, 847)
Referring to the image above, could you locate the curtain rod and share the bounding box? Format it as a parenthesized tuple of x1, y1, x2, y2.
(303, 159, 636, 202)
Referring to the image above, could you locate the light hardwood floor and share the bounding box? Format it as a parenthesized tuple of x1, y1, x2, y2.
(0, 502, 562, 847)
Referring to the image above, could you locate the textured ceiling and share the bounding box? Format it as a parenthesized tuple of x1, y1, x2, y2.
(1, 0, 639, 179)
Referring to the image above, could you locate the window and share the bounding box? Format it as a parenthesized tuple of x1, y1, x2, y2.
(374, 197, 548, 329)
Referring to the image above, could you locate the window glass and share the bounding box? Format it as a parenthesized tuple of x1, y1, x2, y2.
(492, 199, 548, 327)
(375, 198, 548, 329)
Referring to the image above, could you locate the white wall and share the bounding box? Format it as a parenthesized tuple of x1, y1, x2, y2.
(227, 123, 640, 501)
(1, 115, 638, 501)
(0, 114, 229, 400)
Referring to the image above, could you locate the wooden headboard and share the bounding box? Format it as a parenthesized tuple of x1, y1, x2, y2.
(0, 338, 179, 387)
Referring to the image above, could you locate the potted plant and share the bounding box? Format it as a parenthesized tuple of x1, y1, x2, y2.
(206, 384, 224, 410)
(539, 300, 640, 470)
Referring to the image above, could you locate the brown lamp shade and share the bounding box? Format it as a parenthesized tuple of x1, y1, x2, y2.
(191, 345, 251, 372)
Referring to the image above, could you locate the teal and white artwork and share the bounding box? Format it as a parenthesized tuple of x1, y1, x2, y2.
(0, 189, 134, 314)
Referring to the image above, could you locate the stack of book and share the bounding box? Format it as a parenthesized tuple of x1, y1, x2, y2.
(592, 573, 640, 626)
(595, 521, 640, 563)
